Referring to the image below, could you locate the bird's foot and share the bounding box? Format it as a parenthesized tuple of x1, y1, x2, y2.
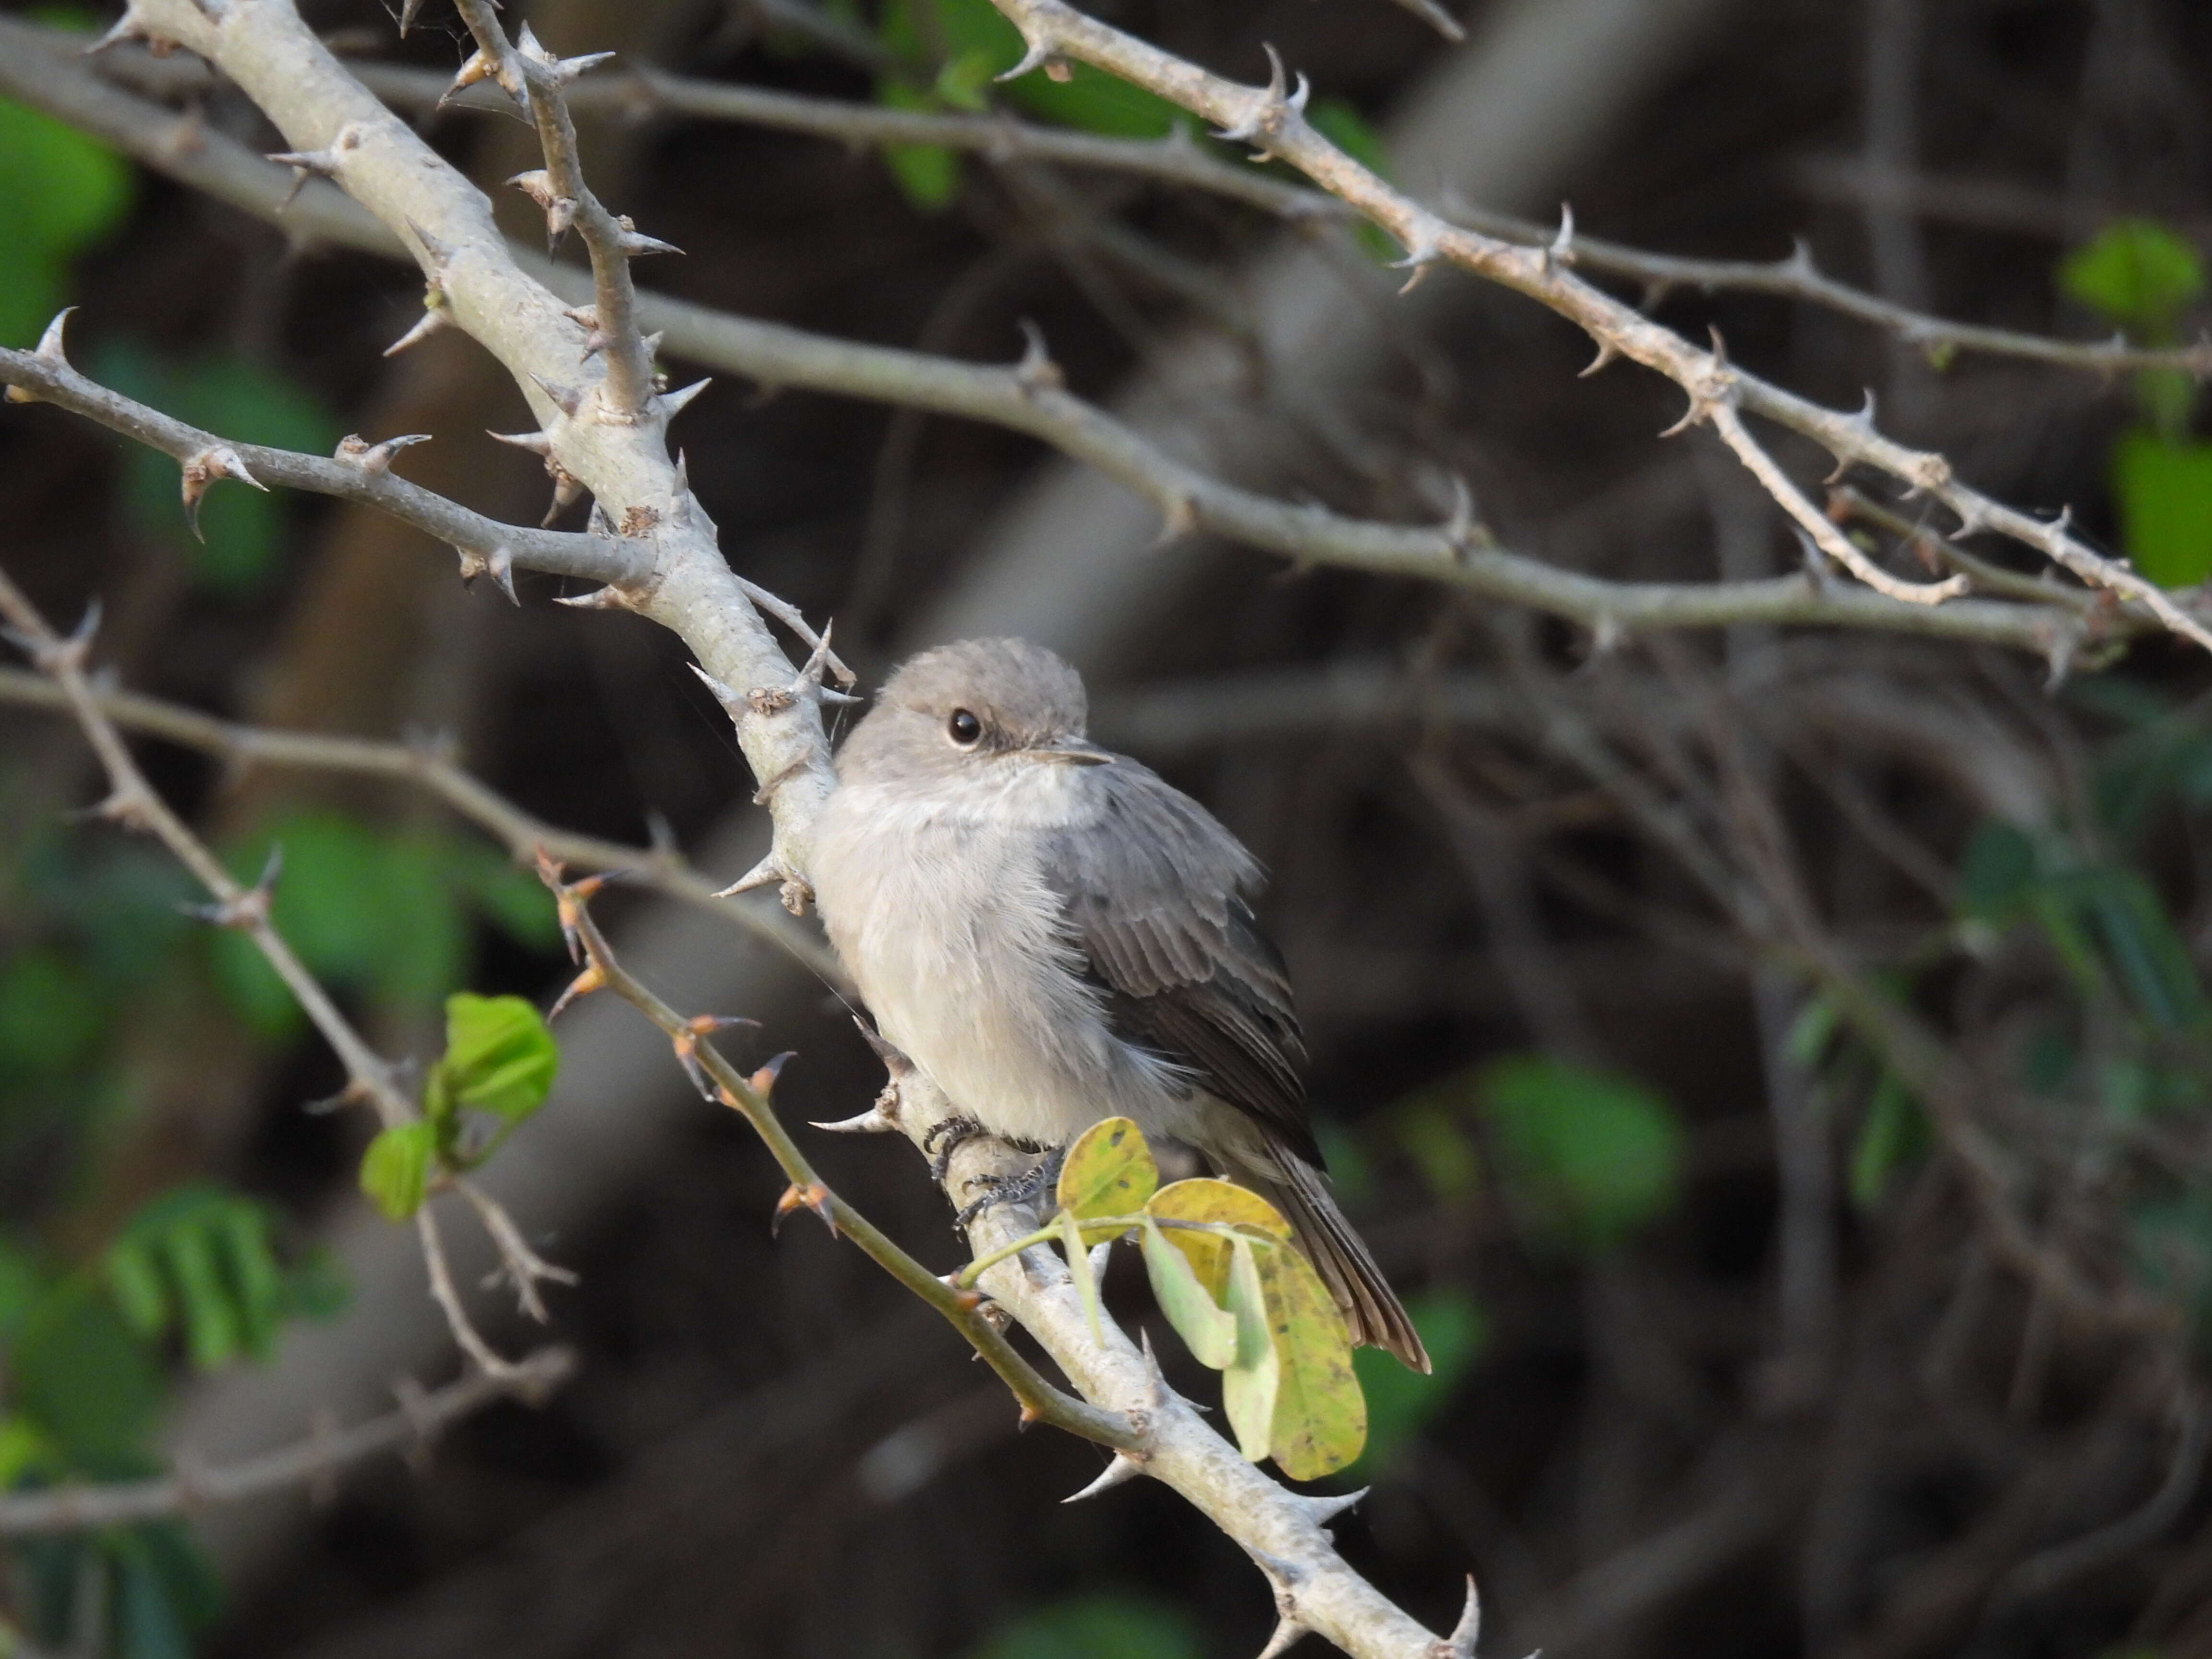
(923, 1115, 987, 1184)
(953, 1144, 1066, 1230)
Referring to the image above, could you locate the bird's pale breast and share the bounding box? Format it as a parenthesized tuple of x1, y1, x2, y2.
(812, 769, 1189, 1147)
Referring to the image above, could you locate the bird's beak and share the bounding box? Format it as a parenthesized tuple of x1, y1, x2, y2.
(1026, 740, 1114, 766)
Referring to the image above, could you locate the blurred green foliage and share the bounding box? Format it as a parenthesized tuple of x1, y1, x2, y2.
(1477, 1055, 1684, 1255)
(868, 0, 1191, 210)
(0, 1183, 338, 1658)
(90, 342, 340, 594)
(0, 87, 134, 349)
(0, 793, 558, 1651)
(207, 811, 559, 1038)
(963, 1592, 1204, 1659)
(1347, 1286, 1486, 1475)
(2060, 220, 2212, 585)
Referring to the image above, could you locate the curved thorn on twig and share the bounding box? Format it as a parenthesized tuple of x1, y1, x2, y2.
(1062, 1451, 1147, 1503)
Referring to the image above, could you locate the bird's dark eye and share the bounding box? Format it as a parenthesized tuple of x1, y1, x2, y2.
(947, 709, 982, 746)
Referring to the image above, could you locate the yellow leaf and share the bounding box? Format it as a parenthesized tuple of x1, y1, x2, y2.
(1056, 1117, 1158, 1244)
(1256, 1238, 1366, 1480)
(1144, 1177, 1290, 1298)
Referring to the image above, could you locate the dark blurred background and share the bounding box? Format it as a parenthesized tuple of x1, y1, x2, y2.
(6, 0, 2212, 1654)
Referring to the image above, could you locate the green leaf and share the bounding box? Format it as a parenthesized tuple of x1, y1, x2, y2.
(0, 96, 134, 347)
(876, 80, 962, 210)
(438, 992, 559, 1124)
(1255, 1238, 1365, 1480)
(1390, 1097, 1481, 1203)
(104, 1239, 169, 1339)
(1139, 1215, 1237, 1368)
(1055, 1116, 1157, 1241)
(1143, 1177, 1291, 1298)
(159, 1219, 240, 1369)
(2076, 866, 2212, 1031)
(215, 1202, 283, 1357)
(359, 1119, 437, 1220)
(2060, 220, 2204, 333)
(11, 1285, 164, 1468)
(962, 1593, 1205, 1659)
(0, 949, 105, 1077)
(1348, 1286, 1487, 1473)
(1058, 1208, 1106, 1345)
(1955, 819, 2038, 922)
(453, 848, 563, 951)
(1849, 1072, 1926, 1211)
(93, 342, 337, 592)
(1219, 1234, 1278, 1463)
(1478, 1055, 1684, 1255)
(2113, 430, 2212, 588)
(0, 1415, 58, 1488)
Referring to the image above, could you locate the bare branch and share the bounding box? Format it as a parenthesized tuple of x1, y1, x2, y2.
(0, 568, 539, 1376)
(544, 863, 1137, 1448)
(981, 0, 2212, 654)
(0, 336, 640, 589)
(0, 1348, 573, 1536)
(1441, 201, 2212, 378)
(0, 24, 2155, 656)
(0, 664, 840, 977)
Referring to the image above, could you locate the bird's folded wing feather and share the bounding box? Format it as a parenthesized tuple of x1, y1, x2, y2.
(1037, 763, 1320, 1167)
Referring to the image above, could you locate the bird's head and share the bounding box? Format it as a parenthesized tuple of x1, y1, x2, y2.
(836, 637, 1115, 784)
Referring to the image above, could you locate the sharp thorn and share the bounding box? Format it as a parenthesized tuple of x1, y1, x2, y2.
(486, 546, 518, 606)
(1439, 1574, 1481, 1659)
(35, 307, 75, 367)
(383, 298, 449, 358)
(809, 1102, 903, 1134)
(529, 372, 584, 419)
(552, 585, 629, 610)
(487, 427, 554, 456)
(1254, 1618, 1308, 1659)
(1294, 1487, 1369, 1525)
(710, 852, 783, 899)
(996, 35, 1057, 82)
(1062, 1452, 1147, 1504)
(659, 377, 711, 418)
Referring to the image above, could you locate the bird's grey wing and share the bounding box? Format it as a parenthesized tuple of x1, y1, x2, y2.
(1039, 762, 1320, 1167)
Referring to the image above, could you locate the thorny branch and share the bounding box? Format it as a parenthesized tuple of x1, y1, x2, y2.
(540, 862, 1136, 1449)
(0, 566, 558, 1381)
(547, 862, 1478, 1659)
(0, 1347, 574, 1536)
(0, 22, 2162, 661)
(0, 663, 839, 976)
(76, 29, 2212, 381)
(980, 0, 2212, 653)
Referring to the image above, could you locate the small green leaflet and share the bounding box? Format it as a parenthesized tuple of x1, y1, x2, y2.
(1220, 1234, 1278, 1463)
(1140, 1216, 1236, 1369)
(359, 1119, 437, 1220)
(438, 993, 559, 1124)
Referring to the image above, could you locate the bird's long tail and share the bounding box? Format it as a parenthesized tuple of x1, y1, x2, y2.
(1252, 1156, 1430, 1373)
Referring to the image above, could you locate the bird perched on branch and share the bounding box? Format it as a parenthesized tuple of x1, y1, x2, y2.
(811, 637, 1429, 1371)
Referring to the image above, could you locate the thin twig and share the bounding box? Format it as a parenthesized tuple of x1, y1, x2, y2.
(541, 859, 1137, 1448)
(982, 0, 2212, 654)
(0, 566, 545, 1379)
(0, 27, 2146, 658)
(0, 1347, 573, 1536)
(0, 663, 840, 976)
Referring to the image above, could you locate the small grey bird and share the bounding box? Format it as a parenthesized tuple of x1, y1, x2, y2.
(812, 637, 1429, 1371)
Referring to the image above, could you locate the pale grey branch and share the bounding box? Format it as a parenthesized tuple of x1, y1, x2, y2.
(0, 20, 2150, 657)
(0, 1348, 573, 1536)
(0, 665, 837, 975)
